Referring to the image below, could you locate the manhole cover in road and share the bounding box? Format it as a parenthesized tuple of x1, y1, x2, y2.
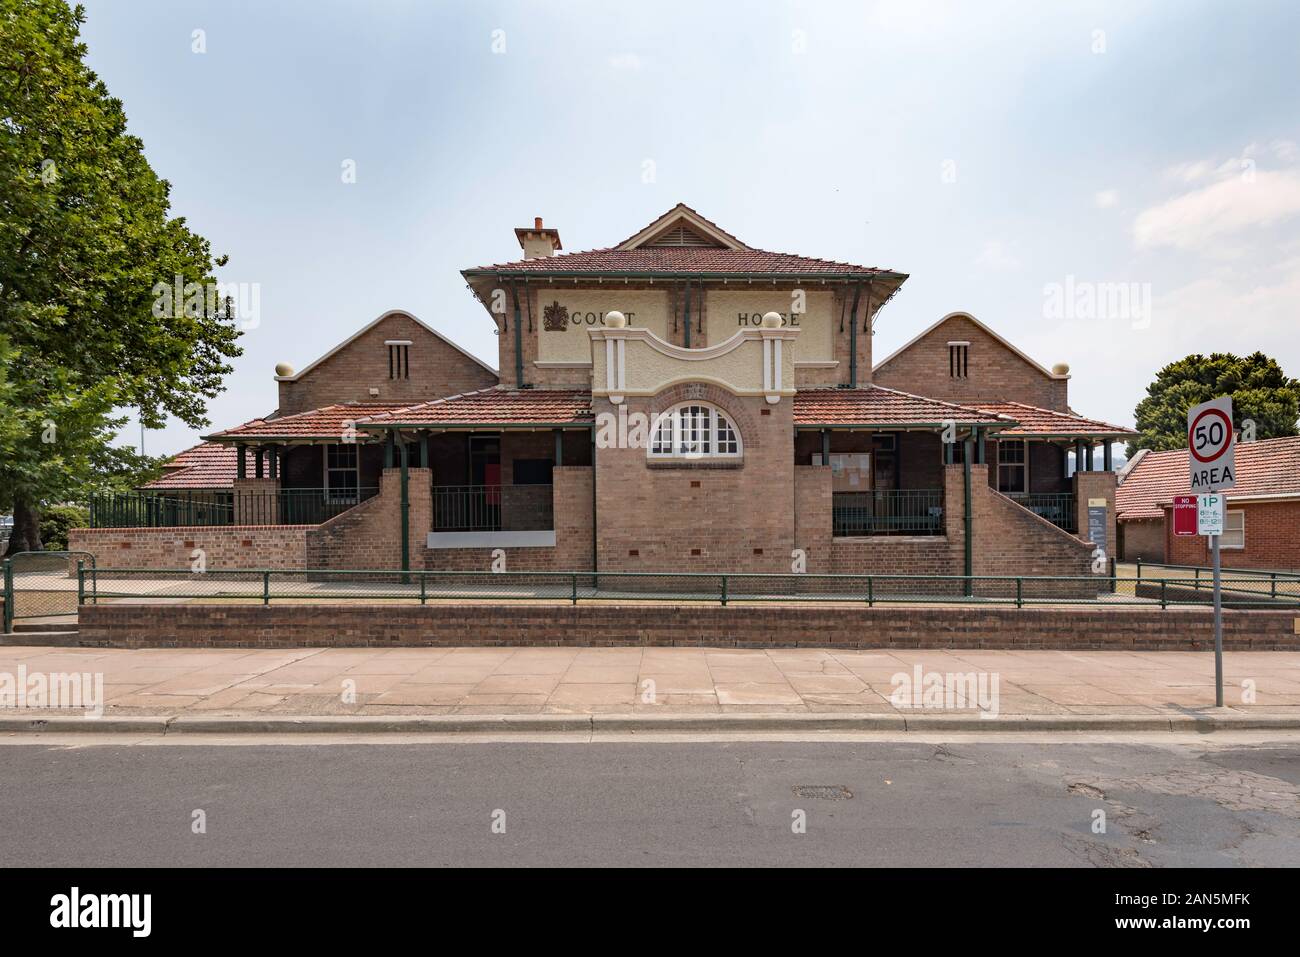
(792, 785, 853, 800)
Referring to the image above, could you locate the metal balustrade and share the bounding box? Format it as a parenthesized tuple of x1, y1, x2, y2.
(432, 485, 553, 532)
(832, 489, 944, 536)
(88, 488, 378, 528)
(1007, 492, 1076, 533)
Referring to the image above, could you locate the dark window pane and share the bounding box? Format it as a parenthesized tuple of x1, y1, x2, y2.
(513, 459, 554, 485)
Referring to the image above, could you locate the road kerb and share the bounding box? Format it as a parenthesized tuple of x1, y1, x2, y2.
(1, 710, 1297, 735)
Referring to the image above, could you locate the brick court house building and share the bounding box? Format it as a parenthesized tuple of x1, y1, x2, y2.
(77, 205, 1135, 590)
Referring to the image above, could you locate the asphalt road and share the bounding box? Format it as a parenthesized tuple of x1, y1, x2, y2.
(1, 738, 1297, 867)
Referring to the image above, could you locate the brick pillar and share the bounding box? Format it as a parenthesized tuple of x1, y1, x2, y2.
(233, 477, 279, 525)
(942, 464, 965, 540)
(794, 465, 832, 570)
(403, 468, 432, 568)
(553, 465, 595, 569)
(1074, 471, 1118, 556)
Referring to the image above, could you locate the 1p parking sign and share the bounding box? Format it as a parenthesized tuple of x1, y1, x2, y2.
(1196, 493, 1225, 536)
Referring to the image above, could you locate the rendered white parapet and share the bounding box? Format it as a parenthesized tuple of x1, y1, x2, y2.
(426, 530, 557, 549)
(590, 326, 799, 401)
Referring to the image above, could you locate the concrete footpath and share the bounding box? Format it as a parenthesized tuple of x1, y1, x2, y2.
(1, 645, 1298, 733)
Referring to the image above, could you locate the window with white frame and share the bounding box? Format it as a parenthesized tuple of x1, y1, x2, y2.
(324, 444, 360, 502)
(1221, 510, 1245, 549)
(649, 403, 741, 459)
(997, 440, 1027, 494)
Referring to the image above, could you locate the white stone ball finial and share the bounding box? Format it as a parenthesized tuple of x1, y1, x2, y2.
(761, 312, 783, 328)
(604, 311, 627, 328)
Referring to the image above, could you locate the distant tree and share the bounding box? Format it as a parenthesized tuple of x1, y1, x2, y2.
(1128, 352, 1300, 456)
(39, 502, 89, 551)
(0, 1, 242, 553)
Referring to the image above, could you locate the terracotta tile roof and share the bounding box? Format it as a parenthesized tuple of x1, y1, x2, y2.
(794, 387, 1010, 426)
(973, 401, 1136, 437)
(205, 403, 412, 441)
(140, 443, 239, 490)
(1116, 436, 1300, 520)
(356, 388, 594, 427)
(467, 247, 897, 277)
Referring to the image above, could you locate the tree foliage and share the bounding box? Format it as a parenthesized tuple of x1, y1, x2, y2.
(0, 0, 242, 552)
(1129, 352, 1300, 456)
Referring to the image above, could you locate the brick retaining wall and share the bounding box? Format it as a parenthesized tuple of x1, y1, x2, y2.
(78, 602, 1299, 650)
(68, 526, 310, 570)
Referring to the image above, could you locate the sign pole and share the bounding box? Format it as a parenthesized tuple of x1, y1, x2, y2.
(1186, 394, 1235, 711)
(1212, 532, 1223, 707)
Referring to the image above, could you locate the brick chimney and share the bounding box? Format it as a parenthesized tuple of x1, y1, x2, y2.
(514, 216, 562, 260)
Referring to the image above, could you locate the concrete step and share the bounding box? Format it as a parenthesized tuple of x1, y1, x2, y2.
(0, 631, 82, 646)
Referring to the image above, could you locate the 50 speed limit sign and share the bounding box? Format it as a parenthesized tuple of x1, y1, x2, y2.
(1187, 395, 1236, 492)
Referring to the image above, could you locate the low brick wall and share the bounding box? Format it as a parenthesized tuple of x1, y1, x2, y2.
(68, 526, 310, 570)
(78, 602, 1299, 650)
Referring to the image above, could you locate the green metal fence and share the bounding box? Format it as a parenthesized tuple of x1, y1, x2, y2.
(68, 565, 1300, 611)
(2, 551, 98, 631)
(1131, 558, 1300, 603)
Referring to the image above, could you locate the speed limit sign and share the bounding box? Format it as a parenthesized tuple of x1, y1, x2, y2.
(1187, 395, 1236, 492)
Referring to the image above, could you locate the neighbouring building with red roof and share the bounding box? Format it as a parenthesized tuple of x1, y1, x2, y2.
(1116, 436, 1300, 570)
(74, 205, 1135, 591)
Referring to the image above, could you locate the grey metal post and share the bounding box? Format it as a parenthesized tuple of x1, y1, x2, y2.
(1212, 532, 1223, 707)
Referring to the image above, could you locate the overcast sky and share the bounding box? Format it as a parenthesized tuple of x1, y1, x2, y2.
(77, 0, 1300, 456)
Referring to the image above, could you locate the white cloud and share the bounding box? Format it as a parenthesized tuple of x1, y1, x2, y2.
(1049, 256, 1300, 429)
(1163, 148, 1254, 185)
(607, 53, 644, 71)
(1271, 139, 1300, 163)
(1132, 168, 1300, 252)
(1094, 189, 1119, 208)
(974, 239, 1021, 270)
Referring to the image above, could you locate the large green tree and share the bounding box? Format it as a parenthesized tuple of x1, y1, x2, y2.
(1129, 352, 1300, 456)
(0, 0, 241, 553)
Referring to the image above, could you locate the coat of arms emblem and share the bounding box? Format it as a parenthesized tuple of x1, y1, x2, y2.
(543, 300, 569, 331)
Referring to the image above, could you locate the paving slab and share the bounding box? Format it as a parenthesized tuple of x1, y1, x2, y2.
(0, 645, 1297, 731)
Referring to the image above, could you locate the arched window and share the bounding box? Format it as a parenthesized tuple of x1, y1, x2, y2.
(648, 403, 742, 459)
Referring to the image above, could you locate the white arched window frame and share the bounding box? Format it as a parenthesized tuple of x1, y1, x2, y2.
(648, 403, 742, 460)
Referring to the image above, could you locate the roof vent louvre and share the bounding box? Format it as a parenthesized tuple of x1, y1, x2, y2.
(644, 223, 723, 247)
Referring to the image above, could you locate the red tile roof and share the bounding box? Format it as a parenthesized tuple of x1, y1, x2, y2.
(794, 387, 1010, 427)
(470, 203, 900, 278)
(140, 442, 240, 490)
(205, 403, 413, 441)
(467, 246, 898, 277)
(1116, 436, 1300, 520)
(973, 401, 1136, 437)
(356, 388, 594, 427)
